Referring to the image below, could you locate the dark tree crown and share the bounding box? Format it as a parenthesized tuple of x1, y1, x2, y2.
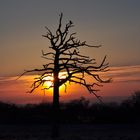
(19, 13, 111, 102)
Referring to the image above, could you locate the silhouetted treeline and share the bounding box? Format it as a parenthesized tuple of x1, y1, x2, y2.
(0, 91, 140, 124)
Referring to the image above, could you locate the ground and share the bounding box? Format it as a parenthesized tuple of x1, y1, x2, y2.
(0, 124, 140, 140)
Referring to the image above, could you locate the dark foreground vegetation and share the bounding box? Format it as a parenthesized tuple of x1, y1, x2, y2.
(0, 91, 140, 124)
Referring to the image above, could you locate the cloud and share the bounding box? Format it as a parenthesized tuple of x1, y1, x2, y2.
(0, 75, 34, 92)
(104, 65, 140, 83)
(1, 65, 140, 91)
(0, 65, 140, 104)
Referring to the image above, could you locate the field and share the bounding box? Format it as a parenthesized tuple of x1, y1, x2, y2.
(0, 124, 140, 140)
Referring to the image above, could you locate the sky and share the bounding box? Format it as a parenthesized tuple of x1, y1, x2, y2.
(0, 0, 140, 104)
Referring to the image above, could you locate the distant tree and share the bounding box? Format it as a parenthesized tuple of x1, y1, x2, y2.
(131, 91, 140, 105)
(20, 13, 110, 138)
(122, 91, 140, 108)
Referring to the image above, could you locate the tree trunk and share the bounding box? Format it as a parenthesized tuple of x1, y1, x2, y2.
(52, 83, 60, 139)
(51, 52, 60, 139)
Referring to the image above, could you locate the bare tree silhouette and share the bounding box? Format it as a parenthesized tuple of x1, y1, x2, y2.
(19, 13, 110, 139)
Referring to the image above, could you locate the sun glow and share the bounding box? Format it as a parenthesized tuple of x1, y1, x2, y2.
(42, 72, 68, 94)
(43, 76, 54, 88)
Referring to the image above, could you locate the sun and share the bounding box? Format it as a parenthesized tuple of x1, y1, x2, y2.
(40, 72, 71, 97)
(42, 72, 68, 92)
(43, 76, 54, 88)
(44, 80, 53, 87)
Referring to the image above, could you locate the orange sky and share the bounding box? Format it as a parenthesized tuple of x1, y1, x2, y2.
(0, 65, 140, 104)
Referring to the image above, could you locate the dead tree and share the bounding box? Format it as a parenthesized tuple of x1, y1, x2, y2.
(20, 13, 111, 138)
